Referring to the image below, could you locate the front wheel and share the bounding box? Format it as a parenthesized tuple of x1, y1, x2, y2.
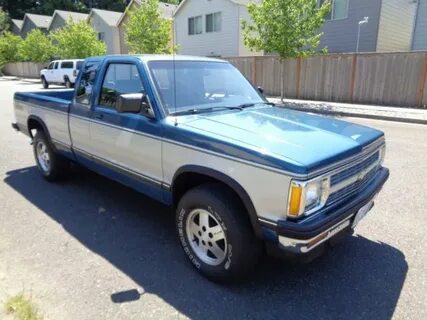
(176, 184, 262, 283)
(41, 76, 49, 89)
(33, 131, 68, 181)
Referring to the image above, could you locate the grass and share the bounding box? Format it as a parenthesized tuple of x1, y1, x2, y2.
(4, 294, 43, 320)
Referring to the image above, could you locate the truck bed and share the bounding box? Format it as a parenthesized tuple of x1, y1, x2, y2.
(13, 89, 74, 146)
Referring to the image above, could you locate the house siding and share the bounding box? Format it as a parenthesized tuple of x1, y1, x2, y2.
(89, 13, 120, 54)
(175, 0, 240, 57)
(49, 16, 66, 32)
(319, 0, 382, 53)
(376, 0, 418, 52)
(412, 0, 427, 50)
(11, 24, 22, 37)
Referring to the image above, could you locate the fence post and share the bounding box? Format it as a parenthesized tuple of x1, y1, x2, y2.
(296, 57, 301, 99)
(349, 54, 358, 103)
(252, 56, 257, 85)
(416, 52, 427, 107)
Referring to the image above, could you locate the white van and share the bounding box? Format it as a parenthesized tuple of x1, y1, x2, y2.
(40, 59, 84, 89)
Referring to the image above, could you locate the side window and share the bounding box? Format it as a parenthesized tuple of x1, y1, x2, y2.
(54, 62, 59, 69)
(48, 62, 54, 70)
(99, 64, 144, 109)
(61, 61, 73, 69)
(76, 62, 100, 105)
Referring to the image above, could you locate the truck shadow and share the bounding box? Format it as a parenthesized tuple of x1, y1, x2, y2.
(4, 166, 407, 320)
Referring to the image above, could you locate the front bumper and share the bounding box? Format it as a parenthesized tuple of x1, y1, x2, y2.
(264, 167, 389, 260)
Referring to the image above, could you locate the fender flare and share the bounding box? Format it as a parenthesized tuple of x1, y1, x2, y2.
(172, 165, 262, 237)
(27, 115, 53, 143)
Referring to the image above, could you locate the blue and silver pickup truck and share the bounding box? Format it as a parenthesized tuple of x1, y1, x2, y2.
(12, 55, 389, 282)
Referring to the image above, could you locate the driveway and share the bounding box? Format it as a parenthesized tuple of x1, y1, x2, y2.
(0, 79, 426, 319)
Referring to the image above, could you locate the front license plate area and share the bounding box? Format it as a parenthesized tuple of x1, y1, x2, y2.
(352, 200, 373, 228)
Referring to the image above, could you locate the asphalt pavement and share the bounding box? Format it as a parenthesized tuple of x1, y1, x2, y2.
(0, 79, 426, 320)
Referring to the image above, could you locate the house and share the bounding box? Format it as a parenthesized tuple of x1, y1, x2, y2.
(88, 9, 122, 54)
(117, 0, 177, 54)
(173, 0, 263, 57)
(10, 19, 23, 37)
(20, 13, 51, 38)
(48, 10, 89, 32)
(318, 0, 419, 53)
(412, 0, 427, 50)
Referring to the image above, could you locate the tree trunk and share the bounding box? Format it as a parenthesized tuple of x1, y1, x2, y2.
(280, 59, 285, 102)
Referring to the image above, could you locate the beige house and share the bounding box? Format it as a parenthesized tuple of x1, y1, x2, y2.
(48, 10, 88, 32)
(88, 9, 122, 54)
(117, 0, 177, 54)
(20, 13, 51, 38)
(11, 19, 23, 37)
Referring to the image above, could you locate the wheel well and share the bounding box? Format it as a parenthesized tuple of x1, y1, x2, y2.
(171, 171, 261, 236)
(27, 118, 46, 139)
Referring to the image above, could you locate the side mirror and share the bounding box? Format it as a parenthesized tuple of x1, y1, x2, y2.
(116, 93, 155, 118)
(257, 86, 264, 94)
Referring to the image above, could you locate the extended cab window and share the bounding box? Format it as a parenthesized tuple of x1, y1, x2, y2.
(76, 62, 100, 105)
(99, 63, 144, 109)
(61, 61, 73, 69)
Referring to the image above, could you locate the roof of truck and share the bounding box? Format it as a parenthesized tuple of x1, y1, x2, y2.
(88, 54, 227, 63)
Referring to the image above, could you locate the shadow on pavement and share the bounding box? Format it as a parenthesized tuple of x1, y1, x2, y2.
(4, 166, 408, 320)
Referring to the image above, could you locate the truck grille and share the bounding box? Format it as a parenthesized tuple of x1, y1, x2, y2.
(327, 151, 380, 205)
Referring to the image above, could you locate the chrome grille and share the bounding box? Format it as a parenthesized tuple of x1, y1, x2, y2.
(327, 151, 380, 205)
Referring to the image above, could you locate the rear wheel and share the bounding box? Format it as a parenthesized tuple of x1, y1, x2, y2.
(33, 131, 69, 181)
(41, 76, 49, 89)
(176, 184, 263, 283)
(64, 77, 72, 88)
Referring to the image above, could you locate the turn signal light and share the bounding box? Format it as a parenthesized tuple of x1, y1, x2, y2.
(288, 185, 302, 216)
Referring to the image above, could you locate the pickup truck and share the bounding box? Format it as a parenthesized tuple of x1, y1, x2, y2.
(40, 59, 83, 89)
(12, 55, 389, 283)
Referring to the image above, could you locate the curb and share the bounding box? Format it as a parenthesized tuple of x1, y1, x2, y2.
(280, 105, 427, 125)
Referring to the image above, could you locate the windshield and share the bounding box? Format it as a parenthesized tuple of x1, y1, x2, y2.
(148, 61, 265, 114)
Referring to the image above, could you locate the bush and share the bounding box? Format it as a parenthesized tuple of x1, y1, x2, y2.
(50, 20, 106, 59)
(0, 32, 23, 63)
(19, 29, 55, 63)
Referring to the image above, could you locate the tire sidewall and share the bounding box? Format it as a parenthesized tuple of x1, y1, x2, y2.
(177, 191, 240, 278)
(41, 77, 48, 89)
(33, 132, 54, 178)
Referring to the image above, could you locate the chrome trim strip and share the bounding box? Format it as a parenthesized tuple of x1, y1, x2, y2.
(258, 217, 278, 227)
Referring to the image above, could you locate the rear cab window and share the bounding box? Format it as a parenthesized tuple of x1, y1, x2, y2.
(61, 61, 73, 69)
(75, 61, 100, 105)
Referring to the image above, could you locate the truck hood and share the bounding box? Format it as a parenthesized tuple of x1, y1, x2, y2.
(176, 106, 384, 174)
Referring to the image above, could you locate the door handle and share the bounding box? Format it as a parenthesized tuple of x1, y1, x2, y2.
(94, 113, 103, 120)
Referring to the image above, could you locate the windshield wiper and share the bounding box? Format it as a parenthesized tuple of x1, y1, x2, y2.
(170, 106, 243, 116)
(237, 102, 276, 109)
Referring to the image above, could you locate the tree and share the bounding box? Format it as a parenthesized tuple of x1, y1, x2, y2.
(19, 29, 55, 62)
(0, 6, 9, 34)
(124, 0, 175, 54)
(242, 0, 331, 100)
(0, 31, 23, 63)
(50, 20, 106, 59)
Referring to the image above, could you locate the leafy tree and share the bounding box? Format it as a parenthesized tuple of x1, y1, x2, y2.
(38, 0, 87, 16)
(242, 0, 331, 100)
(0, 0, 39, 19)
(124, 0, 175, 54)
(0, 31, 23, 63)
(50, 19, 106, 58)
(19, 29, 55, 62)
(0, 6, 9, 33)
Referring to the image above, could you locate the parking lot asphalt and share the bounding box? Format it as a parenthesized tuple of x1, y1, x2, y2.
(0, 79, 426, 320)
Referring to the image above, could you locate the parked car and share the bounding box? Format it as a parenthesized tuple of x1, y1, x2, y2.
(12, 55, 389, 283)
(40, 59, 83, 89)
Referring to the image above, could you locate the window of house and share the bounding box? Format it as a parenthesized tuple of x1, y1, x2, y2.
(76, 62, 100, 105)
(319, 0, 349, 20)
(206, 12, 221, 32)
(98, 32, 105, 41)
(99, 63, 144, 109)
(188, 15, 202, 35)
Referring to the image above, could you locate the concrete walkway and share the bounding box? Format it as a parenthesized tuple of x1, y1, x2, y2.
(267, 97, 427, 125)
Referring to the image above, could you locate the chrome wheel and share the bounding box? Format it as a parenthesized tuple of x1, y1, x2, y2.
(186, 208, 228, 266)
(36, 141, 50, 173)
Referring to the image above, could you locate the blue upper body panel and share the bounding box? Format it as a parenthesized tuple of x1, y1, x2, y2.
(163, 106, 384, 175)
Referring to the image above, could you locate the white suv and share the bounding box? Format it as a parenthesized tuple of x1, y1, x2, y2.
(40, 59, 84, 89)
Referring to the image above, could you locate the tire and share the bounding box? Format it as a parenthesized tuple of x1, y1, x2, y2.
(64, 77, 72, 88)
(41, 76, 49, 89)
(33, 131, 69, 181)
(176, 183, 263, 283)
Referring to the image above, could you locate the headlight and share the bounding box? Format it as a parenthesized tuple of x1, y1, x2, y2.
(287, 177, 330, 218)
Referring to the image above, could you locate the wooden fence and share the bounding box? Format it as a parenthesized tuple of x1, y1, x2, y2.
(2, 62, 46, 79)
(226, 52, 427, 108)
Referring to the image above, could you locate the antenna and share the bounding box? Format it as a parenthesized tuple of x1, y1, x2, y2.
(172, 8, 178, 126)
